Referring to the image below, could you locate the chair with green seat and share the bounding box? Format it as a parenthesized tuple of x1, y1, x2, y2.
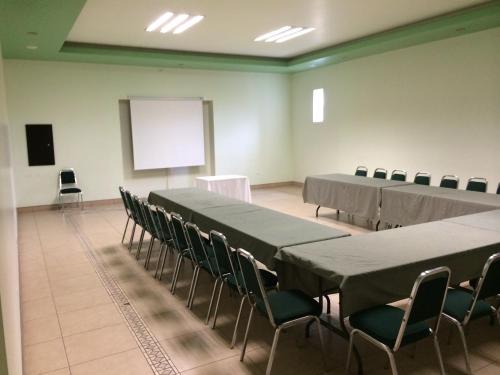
(236, 248, 326, 375)
(184, 222, 217, 309)
(346, 267, 450, 375)
(373, 168, 387, 179)
(135, 199, 155, 262)
(442, 253, 500, 375)
(130, 195, 149, 256)
(169, 212, 194, 294)
(355, 166, 368, 177)
(208, 231, 278, 348)
(440, 175, 459, 189)
(123, 190, 139, 250)
(496, 182, 500, 195)
(118, 187, 132, 244)
(154, 207, 175, 280)
(141, 202, 165, 270)
(466, 177, 488, 193)
(414, 172, 431, 186)
(391, 169, 407, 182)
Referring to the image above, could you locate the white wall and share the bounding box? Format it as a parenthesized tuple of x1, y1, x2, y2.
(291, 28, 500, 192)
(4, 61, 293, 207)
(0, 43, 22, 375)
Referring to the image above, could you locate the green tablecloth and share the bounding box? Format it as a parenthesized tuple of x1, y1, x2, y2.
(303, 173, 412, 220)
(149, 188, 350, 268)
(444, 209, 500, 233)
(380, 184, 500, 226)
(275, 221, 500, 316)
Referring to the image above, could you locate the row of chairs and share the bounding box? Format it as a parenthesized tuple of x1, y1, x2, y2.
(355, 166, 500, 193)
(119, 187, 499, 375)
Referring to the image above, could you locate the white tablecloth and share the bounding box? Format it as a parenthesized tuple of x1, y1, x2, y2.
(195, 175, 252, 203)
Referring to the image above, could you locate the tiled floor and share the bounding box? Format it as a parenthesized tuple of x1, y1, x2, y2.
(18, 185, 499, 374)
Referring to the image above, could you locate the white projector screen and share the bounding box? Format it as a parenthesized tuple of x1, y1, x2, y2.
(129, 98, 205, 170)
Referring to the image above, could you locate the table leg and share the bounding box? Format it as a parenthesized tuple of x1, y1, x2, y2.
(315, 205, 321, 217)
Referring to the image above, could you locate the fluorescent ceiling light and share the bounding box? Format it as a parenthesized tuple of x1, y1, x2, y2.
(265, 27, 303, 42)
(254, 26, 291, 42)
(173, 15, 204, 34)
(161, 14, 190, 33)
(146, 12, 173, 32)
(276, 27, 315, 43)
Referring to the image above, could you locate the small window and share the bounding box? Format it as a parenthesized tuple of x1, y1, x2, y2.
(312, 88, 324, 124)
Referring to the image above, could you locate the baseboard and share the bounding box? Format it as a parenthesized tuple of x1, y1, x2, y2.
(251, 181, 303, 189)
(17, 198, 123, 213)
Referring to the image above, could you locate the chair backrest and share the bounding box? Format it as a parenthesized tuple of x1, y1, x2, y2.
(464, 253, 500, 324)
(60, 169, 76, 185)
(170, 212, 189, 252)
(124, 191, 138, 221)
(118, 187, 130, 213)
(209, 231, 239, 287)
(391, 169, 407, 182)
(440, 175, 459, 189)
(236, 248, 274, 324)
(132, 195, 147, 228)
(185, 222, 213, 274)
(466, 177, 488, 193)
(414, 172, 431, 186)
(497, 183, 500, 195)
(355, 166, 368, 177)
(156, 207, 173, 243)
(142, 202, 159, 239)
(394, 266, 450, 350)
(373, 168, 387, 179)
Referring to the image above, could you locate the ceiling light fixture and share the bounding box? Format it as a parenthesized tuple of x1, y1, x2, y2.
(146, 12, 173, 32)
(254, 26, 292, 42)
(173, 15, 204, 34)
(276, 27, 315, 43)
(265, 27, 303, 42)
(160, 14, 190, 33)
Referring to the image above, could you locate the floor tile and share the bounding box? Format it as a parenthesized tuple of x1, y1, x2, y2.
(50, 273, 102, 297)
(53, 287, 112, 313)
(22, 315, 62, 346)
(23, 338, 68, 375)
(70, 348, 154, 375)
(58, 303, 123, 336)
(22, 297, 56, 322)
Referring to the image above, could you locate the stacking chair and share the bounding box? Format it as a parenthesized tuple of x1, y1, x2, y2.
(170, 213, 194, 294)
(355, 166, 368, 177)
(466, 177, 488, 193)
(58, 168, 83, 208)
(414, 172, 431, 186)
(391, 169, 407, 182)
(141, 202, 163, 270)
(132, 198, 150, 260)
(236, 248, 325, 375)
(373, 168, 387, 179)
(440, 175, 459, 189)
(346, 267, 450, 375)
(154, 207, 175, 279)
(442, 253, 500, 375)
(124, 191, 140, 250)
(184, 223, 217, 309)
(497, 183, 500, 195)
(118, 187, 132, 244)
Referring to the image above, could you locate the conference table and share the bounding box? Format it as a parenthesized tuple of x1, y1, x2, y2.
(380, 184, 500, 226)
(303, 173, 412, 221)
(149, 188, 350, 268)
(444, 209, 500, 233)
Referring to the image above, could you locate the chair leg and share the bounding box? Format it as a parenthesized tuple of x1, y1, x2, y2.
(456, 323, 473, 375)
(186, 266, 199, 308)
(154, 243, 166, 279)
(231, 295, 248, 349)
(266, 327, 282, 375)
(240, 305, 254, 362)
(206, 278, 220, 325)
(145, 238, 156, 269)
(136, 229, 145, 257)
(345, 330, 357, 375)
(128, 222, 136, 250)
(211, 281, 225, 329)
(170, 253, 184, 294)
(314, 317, 327, 370)
(188, 267, 201, 309)
(385, 350, 398, 375)
(80, 192, 84, 209)
(121, 216, 130, 244)
(433, 335, 446, 375)
(158, 245, 171, 281)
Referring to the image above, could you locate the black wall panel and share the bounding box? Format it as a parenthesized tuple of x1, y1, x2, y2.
(25, 124, 55, 166)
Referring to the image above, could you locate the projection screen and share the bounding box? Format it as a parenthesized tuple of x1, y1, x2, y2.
(129, 97, 205, 170)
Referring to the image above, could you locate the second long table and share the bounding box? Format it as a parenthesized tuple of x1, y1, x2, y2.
(149, 188, 350, 268)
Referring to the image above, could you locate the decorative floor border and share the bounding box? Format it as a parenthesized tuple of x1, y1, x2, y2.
(68, 213, 180, 375)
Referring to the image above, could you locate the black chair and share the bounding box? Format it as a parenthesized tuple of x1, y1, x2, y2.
(346, 267, 450, 375)
(466, 177, 488, 193)
(442, 253, 500, 375)
(124, 190, 140, 250)
(414, 172, 431, 186)
(355, 166, 368, 177)
(170, 213, 193, 294)
(132, 198, 151, 260)
(391, 169, 407, 182)
(118, 187, 132, 244)
(154, 207, 175, 280)
(237, 248, 325, 375)
(440, 175, 459, 189)
(373, 168, 387, 179)
(58, 168, 83, 208)
(497, 183, 500, 195)
(141, 202, 163, 270)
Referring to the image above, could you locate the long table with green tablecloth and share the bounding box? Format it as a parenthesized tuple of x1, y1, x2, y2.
(303, 173, 412, 220)
(444, 209, 500, 233)
(275, 220, 500, 317)
(149, 188, 350, 268)
(380, 184, 500, 226)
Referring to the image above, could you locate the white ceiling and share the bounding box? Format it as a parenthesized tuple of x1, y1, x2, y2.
(67, 0, 488, 58)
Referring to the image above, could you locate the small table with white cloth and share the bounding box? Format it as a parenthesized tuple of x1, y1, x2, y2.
(195, 175, 252, 203)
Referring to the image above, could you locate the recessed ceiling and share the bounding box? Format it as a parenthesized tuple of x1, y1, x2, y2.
(67, 0, 489, 58)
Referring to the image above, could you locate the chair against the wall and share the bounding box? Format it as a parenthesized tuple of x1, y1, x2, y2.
(391, 169, 407, 182)
(497, 182, 500, 195)
(440, 175, 459, 189)
(58, 168, 83, 209)
(373, 168, 388, 179)
(414, 172, 431, 186)
(355, 166, 368, 177)
(466, 177, 488, 193)
(118, 187, 132, 244)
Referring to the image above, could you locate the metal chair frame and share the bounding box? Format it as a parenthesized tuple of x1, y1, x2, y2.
(390, 169, 407, 182)
(118, 187, 132, 244)
(154, 207, 175, 280)
(58, 168, 83, 209)
(355, 166, 368, 177)
(346, 267, 450, 375)
(442, 253, 500, 375)
(414, 172, 431, 185)
(141, 202, 163, 270)
(169, 212, 194, 294)
(133, 198, 151, 261)
(440, 175, 460, 189)
(466, 177, 488, 193)
(373, 168, 388, 179)
(124, 191, 139, 250)
(237, 248, 326, 375)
